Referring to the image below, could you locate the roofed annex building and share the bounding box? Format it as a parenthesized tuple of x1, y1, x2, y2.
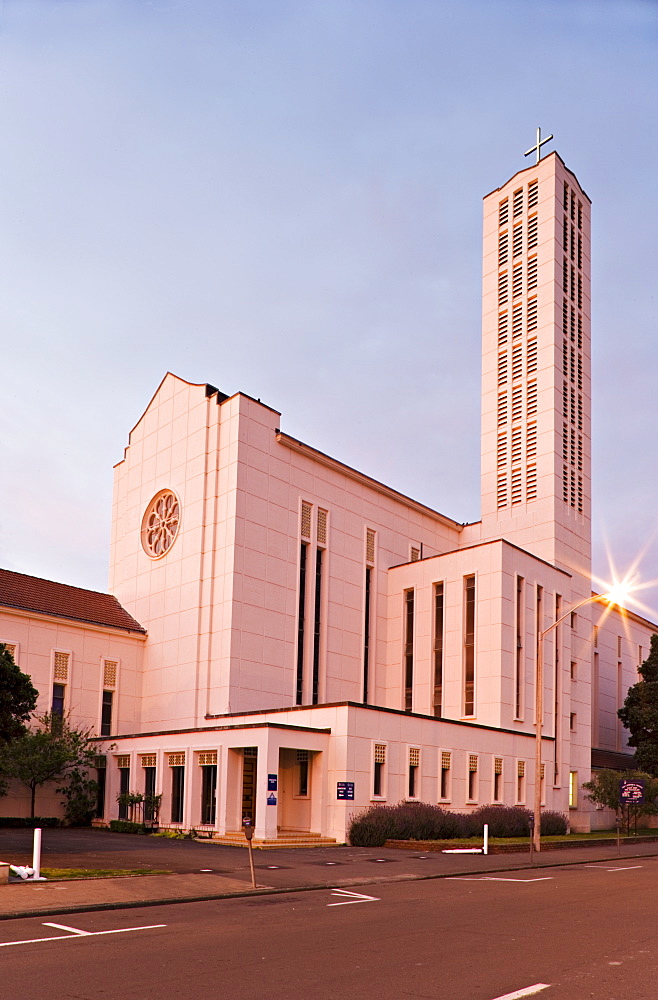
(1, 147, 653, 844)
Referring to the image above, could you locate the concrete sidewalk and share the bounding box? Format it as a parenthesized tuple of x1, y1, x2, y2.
(2, 832, 658, 921)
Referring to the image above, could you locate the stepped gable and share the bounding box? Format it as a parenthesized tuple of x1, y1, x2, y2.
(0, 568, 145, 634)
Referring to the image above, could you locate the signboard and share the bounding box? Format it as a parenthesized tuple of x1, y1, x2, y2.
(337, 781, 355, 801)
(267, 793, 277, 806)
(268, 774, 278, 791)
(620, 778, 645, 805)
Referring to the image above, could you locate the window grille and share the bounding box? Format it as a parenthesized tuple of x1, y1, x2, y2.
(570, 427, 576, 467)
(562, 424, 568, 461)
(570, 346, 575, 383)
(2, 643, 16, 659)
(511, 468, 522, 505)
(562, 465, 569, 503)
(570, 469, 576, 508)
(141, 754, 156, 768)
(441, 752, 451, 769)
(527, 257, 538, 291)
(577, 476, 583, 513)
(570, 191, 575, 221)
(526, 465, 537, 502)
(243, 747, 257, 758)
(409, 747, 420, 768)
(562, 382, 568, 418)
(366, 529, 376, 566)
(494, 757, 503, 775)
(513, 188, 523, 217)
(498, 272, 508, 306)
(577, 436, 582, 471)
(116, 755, 130, 769)
(526, 298, 537, 334)
(577, 274, 582, 310)
(618, 635, 622, 658)
(570, 265, 575, 301)
(512, 303, 523, 338)
(95, 755, 107, 769)
(577, 314, 582, 350)
(497, 434, 507, 469)
(103, 660, 117, 688)
(497, 475, 508, 509)
(518, 760, 525, 777)
(563, 182, 569, 210)
(199, 751, 218, 765)
(513, 224, 522, 258)
(577, 395, 583, 430)
(497, 353, 508, 386)
(570, 386, 576, 424)
(317, 508, 327, 545)
(410, 547, 420, 562)
(374, 744, 386, 764)
(527, 180, 538, 208)
(562, 341, 568, 377)
(512, 345, 522, 382)
(526, 422, 537, 460)
(563, 299, 568, 334)
(512, 264, 523, 298)
(168, 753, 185, 767)
(511, 426, 521, 464)
(499, 199, 509, 226)
(498, 311, 508, 346)
(498, 230, 508, 266)
(563, 216, 568, 251)
(527, 214, 538, 249)
(578, 202, 582, 229)
(639, 646, 643, 666)
(54, 652, 69, 682)
(540, 764, 545, 779)
(593, 625, 598, 648)
(512, 385, 523, 422)
(526, 382, 537, 417)
(301, 502, 312, 540)
(526, 338, 537, 375)
(577, 234, 582, 270)
(563, 257, 568, 292)
(497, 392, 507, 426)
(297, 749, 309, 763)
(570, 225, 575, 261)
(469, 755, 478, 772)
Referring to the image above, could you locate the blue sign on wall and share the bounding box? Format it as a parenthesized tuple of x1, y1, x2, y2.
(620, 778, 645, 804)
(337, 781, 355, 800)
(268, 774, 278, 791)
(267, 793, 277, 806)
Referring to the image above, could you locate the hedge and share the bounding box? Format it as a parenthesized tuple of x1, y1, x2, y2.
(0, 817, 63, 828)
(348, 802, 568, 847)
(108, 820, 149, 835)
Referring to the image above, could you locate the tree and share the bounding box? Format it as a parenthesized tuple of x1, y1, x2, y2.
(0, 643, 38, 744)
(582, 768, 658, 832)
(0, 714, 98, 819)
(618, 633, 658, 775)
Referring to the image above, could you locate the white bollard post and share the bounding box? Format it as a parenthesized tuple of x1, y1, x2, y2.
(483, 823, 489, 855)
(32, 827, 42, 880)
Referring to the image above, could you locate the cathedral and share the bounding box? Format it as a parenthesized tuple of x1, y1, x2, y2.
(1, 145, 653, 843)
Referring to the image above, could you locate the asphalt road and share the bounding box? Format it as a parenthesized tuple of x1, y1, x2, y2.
(2, 856, 658, 999)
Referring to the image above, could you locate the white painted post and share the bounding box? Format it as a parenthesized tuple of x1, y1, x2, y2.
(32, 827, 41, 879)
(483, 823, 489, 855)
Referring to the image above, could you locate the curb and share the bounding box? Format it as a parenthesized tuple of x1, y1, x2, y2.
(2, 844, 658, 922)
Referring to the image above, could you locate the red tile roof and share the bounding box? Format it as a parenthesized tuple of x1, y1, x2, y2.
(0, 569, 146, 634)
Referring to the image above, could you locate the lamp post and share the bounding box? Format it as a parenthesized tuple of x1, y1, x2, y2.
(533, 588, 622, 853)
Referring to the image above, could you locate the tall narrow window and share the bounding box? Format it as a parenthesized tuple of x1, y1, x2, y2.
(297, 750, 309, 796)
(464, 576, 476, 716)
(52, 683, 65, 723)
(404, 590, 414, 712)
(201, 764, 217, 825)
(312, 547, 323, 705)
(169, 754, 185, 824)
(433, 583, 444, 717)
(569, 771, 578, 809)
(143, 762, 157, 821)
(515, 576, 524, 719)
(363, 566, 372, 704)
(494, 758, 503, 802)
(536, 585, 543, 725)
(101, 690, 113, 737)
(517, 760, 525, 803)
(468, 755, 478, 801)
(373, 744, 386, 797)
(408, 748, 419, 798)
(295, 542, 307, 705)
(95, 757, 106, 819)
(440, 752, 451, 799)
(118, 762, 130, 820)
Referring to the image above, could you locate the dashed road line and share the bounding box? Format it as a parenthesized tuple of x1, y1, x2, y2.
(583, 865, 643, 872)
(0, 922, 166, 949)
(490, 984, 550, 1000)
(327, 889, 380, 906)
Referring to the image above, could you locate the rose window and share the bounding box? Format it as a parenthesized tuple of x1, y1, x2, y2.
(141, 490, 180, 558)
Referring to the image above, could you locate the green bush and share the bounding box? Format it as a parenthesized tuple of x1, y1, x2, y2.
(348, 802, 568, 846)
(108, 820, 148, 835)
(0, 816, 62, 828)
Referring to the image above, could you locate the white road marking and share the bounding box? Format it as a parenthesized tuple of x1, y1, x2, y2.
(328, 889, 379, 907)
(446, 876, 552, 883)
(490, 985, 550, 1000)
(42, 922, 91, 936)
(0, 923, 166, 949)
(584, 865, 643, 872)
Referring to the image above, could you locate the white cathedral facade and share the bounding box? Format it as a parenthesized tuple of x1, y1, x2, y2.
(1, 148, 653, 843)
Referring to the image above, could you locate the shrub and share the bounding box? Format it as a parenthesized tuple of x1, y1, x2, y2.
(348, 802, 568, 846)
(108, 820, 148, 835)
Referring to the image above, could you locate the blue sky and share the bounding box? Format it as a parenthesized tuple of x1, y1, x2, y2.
(1, 0, 657, 613)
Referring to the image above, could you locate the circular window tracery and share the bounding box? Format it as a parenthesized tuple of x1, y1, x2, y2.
(141, 489, 180, 559)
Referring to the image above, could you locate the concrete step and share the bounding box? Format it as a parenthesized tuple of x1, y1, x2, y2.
(203, 831, 338, 849)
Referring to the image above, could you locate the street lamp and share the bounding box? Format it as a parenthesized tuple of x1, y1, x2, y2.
(532, 584, 629, 852)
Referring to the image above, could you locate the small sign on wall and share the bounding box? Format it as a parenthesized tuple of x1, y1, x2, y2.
(267, 793, 277, 806)
(268, 774, 278, 791)
(337, 781, 355, 800)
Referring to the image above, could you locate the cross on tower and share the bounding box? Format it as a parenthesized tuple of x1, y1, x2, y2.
(524, 126, 554, 165)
